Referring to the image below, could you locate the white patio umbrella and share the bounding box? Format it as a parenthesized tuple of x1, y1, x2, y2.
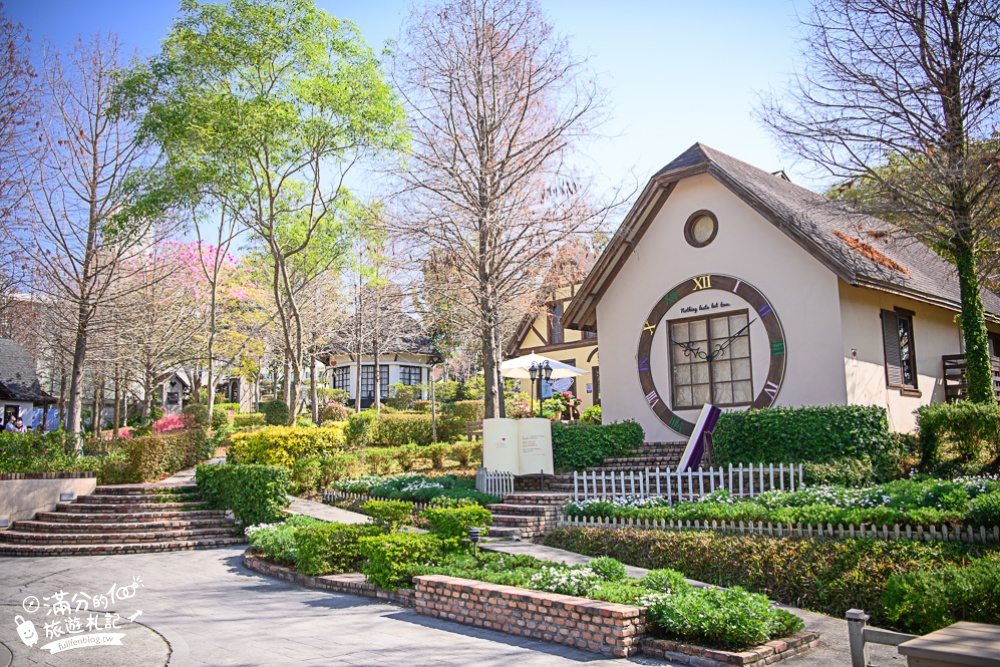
(500, 353, 585, 379)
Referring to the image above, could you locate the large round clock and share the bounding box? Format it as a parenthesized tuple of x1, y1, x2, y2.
(636, 273, 786, 436)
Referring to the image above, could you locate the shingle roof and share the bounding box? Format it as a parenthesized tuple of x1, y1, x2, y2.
(0, 338, 55, 403)
(564, 143, 1000, 330)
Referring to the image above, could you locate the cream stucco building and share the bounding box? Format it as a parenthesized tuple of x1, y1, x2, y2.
(563, 144, 1000, 438)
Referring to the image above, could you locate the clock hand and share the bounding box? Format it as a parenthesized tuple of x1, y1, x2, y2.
(671, 339, 707, 360)
(708, 319, 757, 361)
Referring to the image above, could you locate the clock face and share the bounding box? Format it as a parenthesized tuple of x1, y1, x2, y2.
(636, 274, 786, 436)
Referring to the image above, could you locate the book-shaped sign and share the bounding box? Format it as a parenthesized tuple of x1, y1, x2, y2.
(482, 418, 554, 475)
(678, 404, 721, 471)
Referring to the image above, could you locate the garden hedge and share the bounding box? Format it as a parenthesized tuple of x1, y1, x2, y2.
(260, 399, 290, 426)
(227, 425, 345, 467)
(344, 411, 465, 447)
(541, 526, 995, 630)
(233, 412, 266, 429)
(196, 462, 289, 527)
(916, 401, 1000, 475)
(882, 558, 1000, 634)
(551, 420, 644, 471)
(712, 405, 901, 479)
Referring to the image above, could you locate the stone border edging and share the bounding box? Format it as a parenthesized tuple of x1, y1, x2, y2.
(0, 471, 97, 480)
(241, 548, 819, 664)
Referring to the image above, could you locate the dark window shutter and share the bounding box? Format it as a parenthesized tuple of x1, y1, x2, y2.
(881, 309, 903, 386)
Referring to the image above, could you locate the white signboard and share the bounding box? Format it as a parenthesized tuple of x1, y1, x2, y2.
(517, 418, 554, 475)
(482, 417, 553, 475)
(482, 418, 520, 474)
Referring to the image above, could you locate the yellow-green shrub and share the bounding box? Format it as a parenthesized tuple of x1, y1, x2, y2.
(227, 425, 345, 468)
(233, 413, 266, 429)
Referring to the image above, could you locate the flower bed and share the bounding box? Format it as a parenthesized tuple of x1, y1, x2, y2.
(328, 473, 498, 506)
(564, 476, 1000, 529)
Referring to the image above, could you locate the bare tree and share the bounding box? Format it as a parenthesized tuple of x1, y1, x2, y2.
(393, 0, 614, 418)
(758, 0, 1000, 402)
(0, 4, 35, 226)
(14, 34, 158, 437)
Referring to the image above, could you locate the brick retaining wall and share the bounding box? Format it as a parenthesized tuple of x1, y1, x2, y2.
(413, 574, 644, 657)
(242, 549, 819, 662)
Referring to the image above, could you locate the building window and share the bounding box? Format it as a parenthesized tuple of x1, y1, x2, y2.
(399, 365, 423, 386)
(881, 309, 917, 389)
(668, 310, 753, 409)
(361, 365, 390, 399)
(548, 302, 564, 345)
(332, 366, 351, 392)
(683, 210, 719, 248)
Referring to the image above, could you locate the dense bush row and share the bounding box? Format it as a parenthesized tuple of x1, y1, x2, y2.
(0, 429, 215, 484)
(329, 473, 497, 506)
(541, 526, 998, 631)
(227, 426, 346, 467)
(917, 401, 1000, 477)
(564, 477, 1000, 529)
(343, 411, 465, 447)
(552, 420, 644, 471)
(196, 462, 290, 527)
(712, 406, 902, 481)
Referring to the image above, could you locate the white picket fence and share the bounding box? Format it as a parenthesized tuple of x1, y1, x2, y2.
(476, 467, 515, 497)
(558, 514, 1000, 544)
(572, 463, 804, 503)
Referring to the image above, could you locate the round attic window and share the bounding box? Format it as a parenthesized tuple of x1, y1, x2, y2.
(684, 210, 718, 248)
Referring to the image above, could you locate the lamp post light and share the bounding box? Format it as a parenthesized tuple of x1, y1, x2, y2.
(468, 526, 481, 557)
(538, 361, 553, 418)
(528, 362, 539, 416)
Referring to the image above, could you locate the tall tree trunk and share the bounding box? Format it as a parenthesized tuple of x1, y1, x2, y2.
(310, 352, 319, 424)
(282, 354, 292, 407)
(58, 366, 66, 430)
(112, 368, 121, 438)
(955, 241, 993, 403)
(373, 332, 381, 414)
(206, 275, 218, 417)
(92, 380, 102, 439)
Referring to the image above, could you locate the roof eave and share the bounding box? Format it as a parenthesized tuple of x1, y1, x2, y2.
(853, 276, 1000, 323)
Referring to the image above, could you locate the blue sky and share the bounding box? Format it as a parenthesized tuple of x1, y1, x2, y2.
(5, 0, 823, 196)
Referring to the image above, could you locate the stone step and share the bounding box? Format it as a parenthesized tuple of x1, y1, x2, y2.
(11, 518, 239, 534)
(0, 537, 246, 557)
(0, 527, 241, 545)
(58, 501, 209, 513)
(35, 509, 229, 523)
(486, 526, 521, 539)
(598, 457, 680, 469)
(75, 493, 202, 504)
(485, 503, 563, 517)
(92, 484, 198, 495)
(499, 492, 572, 506)
(490, 514, 544, 527)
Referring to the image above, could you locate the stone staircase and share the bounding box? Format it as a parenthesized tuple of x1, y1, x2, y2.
(0, 484, 245, 557)
(548, 442, 687, 493)
(487, 492, 572, 540)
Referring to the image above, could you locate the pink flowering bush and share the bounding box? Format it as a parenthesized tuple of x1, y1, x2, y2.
(152, 413, 188, 433)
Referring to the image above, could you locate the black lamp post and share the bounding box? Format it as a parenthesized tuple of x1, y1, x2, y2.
(528, 362, 539, 415)
(537, 361, 553, 417)
(468, 526, 481, 557)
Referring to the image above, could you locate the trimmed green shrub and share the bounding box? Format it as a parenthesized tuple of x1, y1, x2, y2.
(386, 383, 420, 411)
(421, 505, 492, 541)
(246, 515, 323, 565)
(363, 449, 394, 475)
(294, 522, 384, 576)
(590, 580, 648, 605)
(183, 403, 211, 428)
(372, 413, 465, 447)
(358, 532, 444, 590)
(647, 586, 804, 651)
(345, 410, 379, 447)
(362, 499, 413, 531)
(969, 492, 1000, 527)
(425, 442, 449, 469)
(227, 426, 345, 468)
(588, 557, 627, 582)
(448, 441, 478, 467)
(542, 526, 995, 627)
(260, 400, 290, 426)
(317, 403, 352, 423)
(196, 463, 290, 527)
(390, 444, 423, 472)
(917, 401, 1000, 473)
(212, 407, 234, 431)
(289, 459, 322, 495)
(412, 400, 431, 412)
(215, 402, 241, 414)
(802, 457, 876, 486)
(233, 412, 266, 429)
(102, 429, 213, 483)
(713, 406, 901, 480)
(318, 454, 363, 486)
(448, 400, 485, 423)
(882, 559, 1000, 634)
(552, 420, 644, 471)
(641, 568, 691, 595)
